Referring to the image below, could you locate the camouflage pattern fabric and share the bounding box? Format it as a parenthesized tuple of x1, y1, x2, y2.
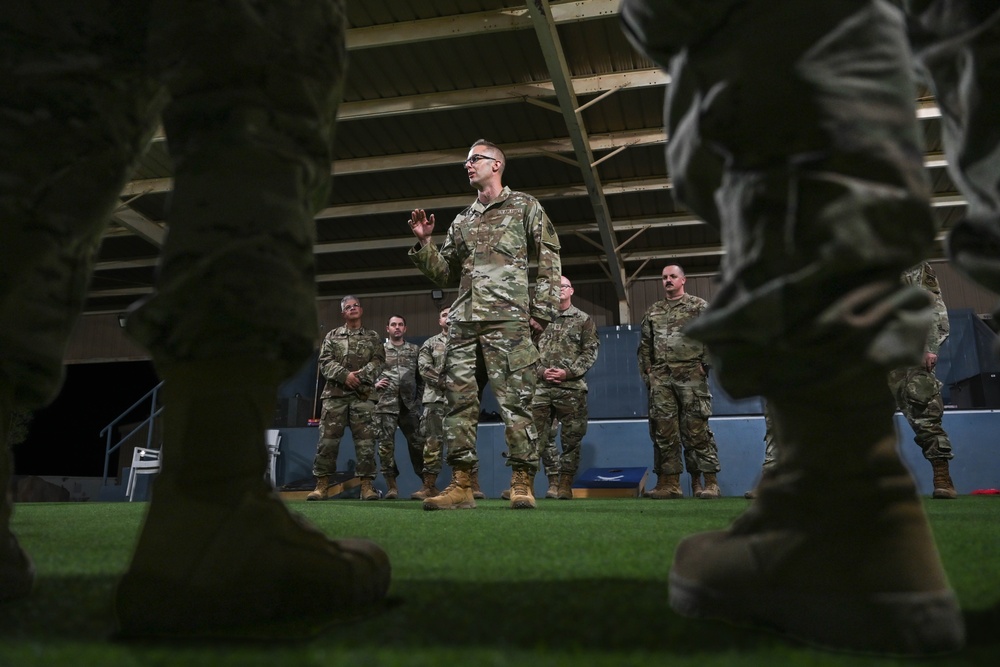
(638, 295, 721, 476)
(417, 332, 448, 475)
(375, 340, 425, 477)
(408, 186, 561, 325)
(410, 186, 561, 473)
(531, 304, 600, 477)
(442, 320, 540, 472)
(539, 415, 560, 478)
(887, 261, 953, 461)
(761, 401, 777, 469)
(621, 0, 939, 400)
(312, 325, 384, 479)
(313, 394, 378, 478)
(0, 0, 346, 409)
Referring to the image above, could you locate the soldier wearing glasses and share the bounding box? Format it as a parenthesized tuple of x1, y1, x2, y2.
(408, 139, 561, 511)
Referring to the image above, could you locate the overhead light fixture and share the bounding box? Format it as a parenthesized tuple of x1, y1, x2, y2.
(431, 289, 444, 301)
(117, 313, 128, 328)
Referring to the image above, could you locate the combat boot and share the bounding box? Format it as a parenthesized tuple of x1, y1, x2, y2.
(469, 470, 486, 500)
(422, 469, 476, 510)
(115, 360, 390, 638)
(509, 468, 536, 510)
(648, 474, 682, 499)
(691, 473, 704, 498)
(930, 460, 957, 499)
(500, 488, 511, 500)
(699, 473, 720, 499)
(410, 473, 439, 500)
(383, 475, 398, 500)
(360, 479, 380, 501)
(306, 475, 330, 501)
(0, 386, 35, 602)
(669, 380, 963, 655)
(557, 473, 574, 500)
(545, 475, 559, 499)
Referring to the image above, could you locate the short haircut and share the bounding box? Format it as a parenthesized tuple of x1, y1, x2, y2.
(387, 314, 407, 326)
(340, 295, 360, 311)
(471, 138, 506, 166)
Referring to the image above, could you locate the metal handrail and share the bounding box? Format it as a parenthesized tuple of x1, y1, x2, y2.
(101, 380, 165, 487)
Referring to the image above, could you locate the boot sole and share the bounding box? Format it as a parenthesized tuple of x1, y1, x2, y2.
(668, 570, 965, 656)
(422, 501, 476, 511)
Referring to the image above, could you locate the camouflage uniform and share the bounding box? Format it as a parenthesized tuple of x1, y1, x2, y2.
(637, 294, 721, 477)
(312, 326, 385, 479)
(409, 186, 561, 473)
(531, 305, 600, 477)
(417, 332, 448, 476)
(887, 262, 954, 461)
(1, 0, 346, 409)
(375, 340, 425, 478)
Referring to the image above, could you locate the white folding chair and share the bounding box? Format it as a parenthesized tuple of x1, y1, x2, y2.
(265, 430, 282, 487)
(125, 447, 161, 501)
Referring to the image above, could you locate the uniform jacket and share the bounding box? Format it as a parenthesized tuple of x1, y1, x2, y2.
(637, 293, 709, 384)
(418, 331, 448, 405)
(409, 186, 561, 324)
(375, 339, 423, 414)
(902, 262, 949, 354)
(319, 325, 385, 401)
(535, 304, 599, 392)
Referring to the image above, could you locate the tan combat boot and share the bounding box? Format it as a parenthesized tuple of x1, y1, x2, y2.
(699, 473, 720, 499)
(556, 473, 574, 500)
(0, 386, 35, 602)
(422, 469, 476, 510)
(691, 473, 704, 498)
(360, 479, 380, 501)
(509, 468, 536, 510)
(115, 360, 390, 638)
(500, 488, 511, 500)
(383, 475, 398, 500)
(545, 475, 559, 499)
(306, 475, 330, 501)
(648, 473, 682, 499)
(469, 470, 486, 499)
(930, 459, 957, 499)
(669, 381, 964, 655)
(410, 473, 439, 500)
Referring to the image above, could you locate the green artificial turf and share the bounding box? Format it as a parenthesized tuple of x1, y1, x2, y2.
(2, 497, 998, 666)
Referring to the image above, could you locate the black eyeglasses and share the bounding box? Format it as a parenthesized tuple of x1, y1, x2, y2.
(464, 154, 497, 165)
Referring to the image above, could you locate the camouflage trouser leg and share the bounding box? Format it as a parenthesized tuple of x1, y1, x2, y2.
(398, 402, 425, 477)
(126, 0, 347, 379)
(648, 377, 683, 476)
(531, 394, 561, 477)
(313, 395, 377, 477)
(444, 320, 539, 472)
(419, 402, 447, 476)
(375, 413, 401, 478)
(533, 386, 588, 477)
(908, 2, 1000, 316)
(761, 400, 778, 469)
(644, 0, 938, 399)
(0, 3, 165, 409)
(887, 365, 953, 460)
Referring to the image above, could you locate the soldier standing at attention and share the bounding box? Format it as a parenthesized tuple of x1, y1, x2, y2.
(308, 296, 385, 501)
(637, 264, 722, 499)
(888, 262, 958, 498)
(530, 276, 600, 499)
(408, 139, 561, 510)
(373, 314, 425, 499)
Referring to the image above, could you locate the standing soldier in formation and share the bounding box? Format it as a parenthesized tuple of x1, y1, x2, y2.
(374, 314, 425, 499)
(412, 307, 450, 500)
(530, 276, 600, 499)
(308, 296, 385, 501)
(408, 139, 561, 510)
(888, 261, 958, 499)
(638, 264, 722, 499)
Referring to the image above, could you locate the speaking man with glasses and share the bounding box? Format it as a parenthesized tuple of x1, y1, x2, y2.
(408, 139, 561, 510)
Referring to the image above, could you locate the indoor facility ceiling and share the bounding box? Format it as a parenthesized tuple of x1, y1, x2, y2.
(90, 0, 960, 321)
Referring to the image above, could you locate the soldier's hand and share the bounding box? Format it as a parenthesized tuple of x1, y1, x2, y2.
(408, 209, 435, 245)
(924, 352, 938, 372)
(345, 371, 362, 390)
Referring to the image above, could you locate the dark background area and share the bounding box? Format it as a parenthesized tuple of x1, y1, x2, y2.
(13, 361, 160, 478)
